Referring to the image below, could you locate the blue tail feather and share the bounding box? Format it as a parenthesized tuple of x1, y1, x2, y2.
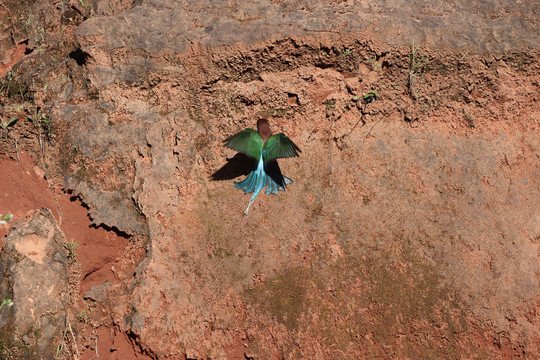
(235, 171, 256, 193)
(234, 157, 293, 215)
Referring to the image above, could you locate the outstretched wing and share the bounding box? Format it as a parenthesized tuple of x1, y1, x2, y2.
(263, 133, 301, 162)
(224, 128, 263, 160)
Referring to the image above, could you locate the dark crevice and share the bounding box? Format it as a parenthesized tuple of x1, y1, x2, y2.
(126, 329, 158, 360)
(82, 267, 101, 281)
(90, 223, 132, 239)
(70, 195, 90, 209)
(314, 62, 335, 69)
(69, 194, 132, 239)
(69, 48, 90, 66)
(21, 40, 31, 55)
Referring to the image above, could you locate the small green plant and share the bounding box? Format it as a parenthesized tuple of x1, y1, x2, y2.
(5, 104, 25, 112)
(367, 55, 381, 71)
(0, 113, 21, 160)
(338, 47, 354, 70)
(55, 344, 61, 359)
(23, 14, 34, 27)
(1, 117, 17, 130)
(77, 0, 93, 18)
(352, 90, 378, 103)
(0, 71, 29, 99)
(79, 0, 91, 11)
(408, 42, 428, 100)
(362, 90, 379, 103)
(21, 14, 46, 48)
(338, 90, 380, 144)
(34, 26, 46, 47)
(77, 302, 95, 324)
(77, 308, 90, 323)
(323, 99, 336, 110)
(28, 109, 52, 138)
(0, 298, 13, 311)
(57, 27, 65, 47)
(63, 239, 79, 263)
(0, 213, 13, 224)
(55, 320, 80, 359)
(2, 105, 23, 134)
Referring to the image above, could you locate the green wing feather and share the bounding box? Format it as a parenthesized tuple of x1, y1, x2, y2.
(224, 128, 264, 159)
(263, 133, 301, 163)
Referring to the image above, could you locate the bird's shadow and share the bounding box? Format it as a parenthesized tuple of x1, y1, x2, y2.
(211, 153, 287, 187)
(211, 153, 254, 181)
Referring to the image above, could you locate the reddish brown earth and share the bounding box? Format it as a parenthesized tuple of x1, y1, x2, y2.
(0, 153, 124, 295)
(1, 0, 539, 359)
(0, 154, 150, 358)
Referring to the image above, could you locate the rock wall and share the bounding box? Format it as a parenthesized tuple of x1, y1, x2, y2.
(0, 0, 538, 358)
(0, 209, 69, 358)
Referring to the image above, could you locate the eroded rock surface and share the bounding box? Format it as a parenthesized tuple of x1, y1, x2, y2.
(74, 0, 539, 52)
(0, 209, 69, 359)
(56, 0, 540, 358)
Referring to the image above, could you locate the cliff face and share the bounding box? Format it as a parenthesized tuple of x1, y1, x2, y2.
(0, 0, 539, 358)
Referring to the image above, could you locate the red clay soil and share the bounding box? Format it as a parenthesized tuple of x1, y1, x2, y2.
(0, 154, 58, 241)
(0, 153, 127, 294)
(0, 153, 149, 358)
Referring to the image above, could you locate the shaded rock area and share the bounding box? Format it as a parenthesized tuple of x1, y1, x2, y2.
(0, 209, 69, 359)
(0, 0, 539, 359)
(74, 0, 539, 52)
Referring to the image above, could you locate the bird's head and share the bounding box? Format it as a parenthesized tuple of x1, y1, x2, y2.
(257, 118, 272, 142)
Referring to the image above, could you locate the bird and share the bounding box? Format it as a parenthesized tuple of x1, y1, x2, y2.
(224, 118, 301, 215)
